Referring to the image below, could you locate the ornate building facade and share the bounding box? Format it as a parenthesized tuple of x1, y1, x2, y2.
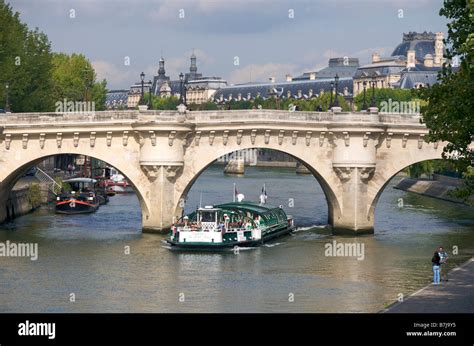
(353, 31, 446, 96)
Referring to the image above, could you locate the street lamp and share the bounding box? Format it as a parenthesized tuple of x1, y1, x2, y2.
(148, 80, 153, 108)
(362, 80, 367, 111)
(333, 74, 340, 107)
(179, 73, 184, 104)
(370, 76, 376, 108)
(140, 72, 145, 105)
(329, 81, 334, 109)
(5, 83, 10, 113)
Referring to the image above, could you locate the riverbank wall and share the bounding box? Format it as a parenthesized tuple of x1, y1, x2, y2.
(394, 174, 472, 205)
(2, 181, 49, 223)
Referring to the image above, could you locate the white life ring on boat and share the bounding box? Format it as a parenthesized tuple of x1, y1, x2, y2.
(69, 201, 76, 208)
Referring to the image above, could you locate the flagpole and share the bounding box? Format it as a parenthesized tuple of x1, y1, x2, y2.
(233, 183, 236, 202)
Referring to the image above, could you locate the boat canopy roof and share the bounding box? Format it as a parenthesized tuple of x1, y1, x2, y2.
(63, 178, 97, 184)
(216, 202, 283, 215)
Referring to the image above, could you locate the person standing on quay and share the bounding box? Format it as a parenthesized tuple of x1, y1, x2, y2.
(432, 251, 441, 285)
(438, 246, 449, 282)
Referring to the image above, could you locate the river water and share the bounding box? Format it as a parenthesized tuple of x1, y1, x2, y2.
(0, 165, 473, 313)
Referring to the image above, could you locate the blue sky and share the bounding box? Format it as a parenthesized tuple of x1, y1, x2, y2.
(9, 0, 447, 89)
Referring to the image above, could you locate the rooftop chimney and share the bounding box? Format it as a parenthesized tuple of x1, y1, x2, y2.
(424, 54, 433, 68)
(407, 50, 416, 68)
(372, 52, 381, 63)
(269, 77, 275, 83)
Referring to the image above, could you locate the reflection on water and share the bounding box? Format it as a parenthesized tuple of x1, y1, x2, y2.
(0, 166, 473, 312)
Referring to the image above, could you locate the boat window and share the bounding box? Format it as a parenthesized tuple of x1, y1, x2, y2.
(200, 211, 216, 222)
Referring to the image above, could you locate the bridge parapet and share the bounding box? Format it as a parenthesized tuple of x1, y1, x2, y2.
(0, 110, 423, 127)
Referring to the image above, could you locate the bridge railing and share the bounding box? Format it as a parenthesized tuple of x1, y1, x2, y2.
(0, 109, 423, 126)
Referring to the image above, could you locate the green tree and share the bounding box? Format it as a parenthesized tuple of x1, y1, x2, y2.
(353, 88, 416, 111)
(0, 1, 54, 112)
(148, 94, 180, 110)
(418, 0, 474, 201)
(51, 53, 107, 110)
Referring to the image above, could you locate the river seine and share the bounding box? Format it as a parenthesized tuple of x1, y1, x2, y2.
(1, 165, 473, 312)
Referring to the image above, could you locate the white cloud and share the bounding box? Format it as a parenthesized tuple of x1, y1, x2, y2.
(228, 63, 298, 84)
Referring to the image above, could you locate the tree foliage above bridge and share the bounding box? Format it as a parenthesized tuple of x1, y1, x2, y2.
(0, 1, 106, 112)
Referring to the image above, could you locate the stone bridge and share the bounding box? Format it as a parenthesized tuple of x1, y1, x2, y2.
(0, 109, 445, 234)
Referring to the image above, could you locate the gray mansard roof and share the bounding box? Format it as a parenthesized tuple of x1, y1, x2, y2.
(395, 70, 440, 89)
(213, 78, 353, 102)
(294, 57, 359, 80)
(105, 90, 129, 108)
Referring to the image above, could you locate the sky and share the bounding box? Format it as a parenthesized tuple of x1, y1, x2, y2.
(9, 0, 448, 89)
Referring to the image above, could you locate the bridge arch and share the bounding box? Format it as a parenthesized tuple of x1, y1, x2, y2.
(174, 144, 341, 227)
(0, 149, 150, 226)
(368, 150, 446, 226)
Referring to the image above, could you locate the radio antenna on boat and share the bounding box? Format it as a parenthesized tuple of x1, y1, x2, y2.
(199, 192, 202, 208)
(233, 183, 236, 202)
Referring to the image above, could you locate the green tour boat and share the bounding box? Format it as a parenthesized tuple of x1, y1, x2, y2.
(167, 202, 295, 249)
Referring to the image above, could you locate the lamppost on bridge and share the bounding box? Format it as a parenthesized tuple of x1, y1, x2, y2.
(361, 80, 367, 111)
(333, 74, 340, 108)
(148, 80, 153, 109)
(4, 83, 10, 113)
(179, 72, 184, 104)
(329, 81, 334, 109)
(370, 75, 377, 108)
(139, 72, 145, 105)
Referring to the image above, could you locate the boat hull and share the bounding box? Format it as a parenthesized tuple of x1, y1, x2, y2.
(166, 224, 294, 250)
(55, 200, 99, 214)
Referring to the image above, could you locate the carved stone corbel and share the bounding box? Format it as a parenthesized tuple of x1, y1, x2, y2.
(223, 130, 229, 146)
(402, 133, 409, 148)
(343, 132, 350, 147)
(251, 130, 257, 145)
(56, 133, 63, 148)
(168, 131, 175, 146)
(334, 167, 353, 183)
(319, 132, 325, 147)
(359, 167, 375, 183)
(5, 134, 11, 150)
(363, 132, 371, 147)
(306, 131, 312, 146)
(237, 130, 243, 145)
(134, 131, 144, 147)
(418, 134, 425, 149)
(39, 133, 45, 149)
(149, 131, 157, 146)
(106, 132, 112, 147)
(22, 134, 28, 149)
(195, 131, 201, 146)
(141, 165, 159, 181)
(209, 131, 215, 145)
(122, 131, 129, 146)
(73, 132, 80, 147)
(386, 132, 393, 148)
(328, 131, 335, 144)
(278, 130, 284, 145)
(292, 131, 298, 145)
(90, 132, 96, 147)
(265, 130, 271, 144)
(165, 165, 183, 182)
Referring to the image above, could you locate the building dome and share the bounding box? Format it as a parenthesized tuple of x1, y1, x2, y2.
(391, 32, 436, 63)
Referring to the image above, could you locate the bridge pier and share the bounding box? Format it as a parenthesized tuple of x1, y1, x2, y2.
(330, 130, 379, 235)
(331, 166, 375, 235)
(139, 128, 185, 233)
